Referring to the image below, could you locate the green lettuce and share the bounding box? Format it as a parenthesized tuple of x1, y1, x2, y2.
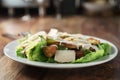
(16, 46, 26, 58)
(74, 50, 104, 63)
(73, 43, 111, 63)
(16, 35, 48, 62)
(47, 57, 56, 63)
(98, 43, 111, 55)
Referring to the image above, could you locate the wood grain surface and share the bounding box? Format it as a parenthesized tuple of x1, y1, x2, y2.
(0, 16, 120, 80)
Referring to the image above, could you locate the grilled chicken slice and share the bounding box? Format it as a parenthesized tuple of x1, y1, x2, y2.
(87, 38, 100, 45)
(61, 43, 77, 49)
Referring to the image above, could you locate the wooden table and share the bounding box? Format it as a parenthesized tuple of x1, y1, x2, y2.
(0, 16, 120, 80)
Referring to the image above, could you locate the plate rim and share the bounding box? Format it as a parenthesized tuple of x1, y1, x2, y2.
(3, 35, 118, 68)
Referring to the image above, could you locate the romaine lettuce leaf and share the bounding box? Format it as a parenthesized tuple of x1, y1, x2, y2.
(16, 35, 48, 62)
(74, 50, 104, 63)
(74, 43, 111, 63)
(16, 46, 26, 58)
(47, 57, 56, 63)
(98, 43, 111, 55)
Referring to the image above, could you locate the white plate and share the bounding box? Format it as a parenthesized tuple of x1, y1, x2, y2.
(4, 36, 118, 68)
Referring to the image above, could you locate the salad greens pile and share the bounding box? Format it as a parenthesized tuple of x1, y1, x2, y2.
(16, 36, 48, 62)
(16, 29, 111, 63)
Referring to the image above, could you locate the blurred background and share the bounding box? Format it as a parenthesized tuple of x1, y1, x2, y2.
(0, 0, 120, 18)
(0, 0, 120, 39)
